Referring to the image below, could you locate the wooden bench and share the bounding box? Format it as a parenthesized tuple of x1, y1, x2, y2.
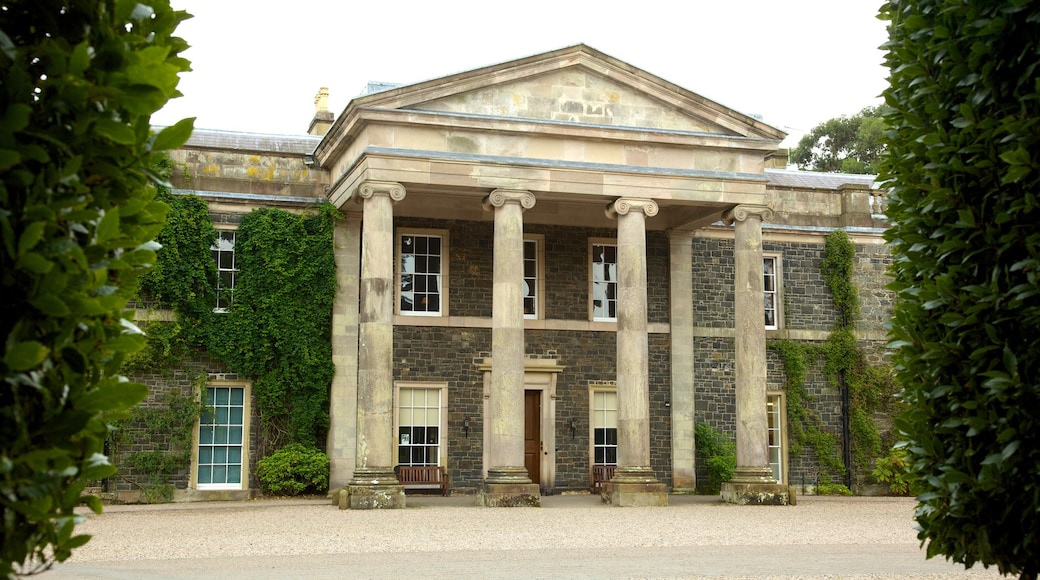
(396, 465, 450, 496)
(591, 464, 616, 493)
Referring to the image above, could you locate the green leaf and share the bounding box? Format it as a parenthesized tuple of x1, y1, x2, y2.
(17, 251, 54, 274)
(96, 207, 121, 244)
(151, 117, 195, 152)
(78, 382, 148, 413)
(4, 341, 49, 371)
(0, 148, 20, 172)
(93, 119, 137, 145)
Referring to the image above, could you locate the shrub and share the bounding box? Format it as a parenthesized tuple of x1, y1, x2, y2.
(255, 444, 329, 496)
(880, 0, 1040, 575)
(871, 447, 915, 497)
(0, 1, 192, 574)
(695, 423, 736, 494)
(815, 483, 853, 496)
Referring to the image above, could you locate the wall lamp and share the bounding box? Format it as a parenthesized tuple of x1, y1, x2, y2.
(463, 417, 471, 438)
(569, 418, 578, 439)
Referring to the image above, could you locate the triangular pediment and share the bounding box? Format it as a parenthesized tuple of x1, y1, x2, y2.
(344, 45, 785, 141)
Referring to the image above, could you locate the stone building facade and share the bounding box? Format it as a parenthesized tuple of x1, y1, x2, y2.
(116, 45, 892, 505)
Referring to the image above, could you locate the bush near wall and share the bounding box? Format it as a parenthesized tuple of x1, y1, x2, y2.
(880, 0, 1040, 575)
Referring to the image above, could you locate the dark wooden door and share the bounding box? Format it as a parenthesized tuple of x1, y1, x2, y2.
(524, 390, 541, 484)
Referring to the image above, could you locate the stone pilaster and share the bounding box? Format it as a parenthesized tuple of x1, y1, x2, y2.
(479, 189, 540, 507)
(347, 181, 406, 509)
(720, 205, 790, 506)
(668, 229, 696, 494)
(328, 214, 361, 499)
(603, 198, 667, 507)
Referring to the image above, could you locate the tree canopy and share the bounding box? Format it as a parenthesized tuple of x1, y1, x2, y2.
(0, 0, 192, 574)
(879, 0, 1040, 577)
(792, 105, 885, 174)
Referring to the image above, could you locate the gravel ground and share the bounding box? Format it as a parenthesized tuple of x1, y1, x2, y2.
(44, 494, 1005, 579)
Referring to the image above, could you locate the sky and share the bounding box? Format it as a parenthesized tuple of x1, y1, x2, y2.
(151, 0, 890, 148)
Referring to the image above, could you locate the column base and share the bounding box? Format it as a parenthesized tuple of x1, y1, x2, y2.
(601, 467, 668, 507)
(346, 468, 405, 509)
(478, 467, 539, 507)
(720, 482, 792, 505)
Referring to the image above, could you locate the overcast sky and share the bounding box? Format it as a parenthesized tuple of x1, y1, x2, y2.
(151, 0, 890, 147)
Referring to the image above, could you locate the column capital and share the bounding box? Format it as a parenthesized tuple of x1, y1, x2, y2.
(356, 181, 406, 203)
(722, 204, 774, 225)
(605, 198, 659, 220)
(482, 189, 536, 212)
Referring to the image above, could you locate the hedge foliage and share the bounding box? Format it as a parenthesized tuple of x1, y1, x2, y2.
(255, 443, 329, 496)
(0, 0, 192, 574)
(879, 0, 1040, 576)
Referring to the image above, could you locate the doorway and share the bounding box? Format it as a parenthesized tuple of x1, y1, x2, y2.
(524, 390, 541, 484)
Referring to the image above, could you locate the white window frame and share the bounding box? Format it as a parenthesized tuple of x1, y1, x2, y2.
(194, 381, 250, 491)
(767, 392, 787, 484)
(523, 234, 544, 320)
(589, 239, 618, 322)
(394, 382, 447, 467)
(211, 228, 237, 313)
(764, 254, 783, 330)
(397, 229, 449, 317)
(589, 385, 618, 467)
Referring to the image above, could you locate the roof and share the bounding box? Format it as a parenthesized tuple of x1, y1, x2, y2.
(765, 168, 877, 190)
(179, 127, 321, 155)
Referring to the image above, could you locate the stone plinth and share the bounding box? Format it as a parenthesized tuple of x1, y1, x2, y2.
(477, 483, 540, 507)
(720, 482, 792, 506)
(346, 468, 405, 510)
(601, 466, 668, 507)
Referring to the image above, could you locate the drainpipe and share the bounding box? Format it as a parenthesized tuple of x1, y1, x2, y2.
(840, 368, 853, 490)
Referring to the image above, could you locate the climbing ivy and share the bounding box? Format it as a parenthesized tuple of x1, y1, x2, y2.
(771, 230, 897, 489)
(769, 339, 846, 480)
(127, 195, 339, 477)
(214, 205, 340, 452)
(110, 387, 205, 503)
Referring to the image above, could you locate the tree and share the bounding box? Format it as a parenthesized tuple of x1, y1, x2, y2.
(879, 0, 1040, 578)
(792, 105, 885, 174)
(0, 1, 192, 575)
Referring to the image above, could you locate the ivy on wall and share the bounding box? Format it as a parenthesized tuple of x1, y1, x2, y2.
(771, 230, 898, 488)
(214, 205, 340, 453)
(111, 387, 205, 503)
(120, 187, 340, 491)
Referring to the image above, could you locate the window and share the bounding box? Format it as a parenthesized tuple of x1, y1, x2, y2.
(590, 241, 618, 322)
(591, 389, 618, 466)
(767, 393, 785, 483)
(399, 231, 445, 316)
(397, 386, 442, 466)
(523, 236, 542, 319)
(764, 255, 781, 329)
(197, 385, 248, 490)
(211, 230, 237, 312)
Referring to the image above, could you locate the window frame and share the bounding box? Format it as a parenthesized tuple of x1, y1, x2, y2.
(523, 234, 545, 320)
(588, 238, 619, 322)
(211, 228, 238, 313)
(767, 391, 787, 485)
(763, 253, 783, 330)
(394, 382, 448, 468)
(193, 381, 251, 491)
(396, 228, 449, 317)
(589, 385, 619, 468)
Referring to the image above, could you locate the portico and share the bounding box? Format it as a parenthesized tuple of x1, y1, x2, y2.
(316, 45, 788, 507)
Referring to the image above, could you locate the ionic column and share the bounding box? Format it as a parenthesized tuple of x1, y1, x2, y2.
(720, 204, 790, 505)
(329, 213, 361, 499)
(668, 229, 696, 493)
(347, 181, 406, 509)
(479, 189, 540, 507)
(604, 198, 667, 507)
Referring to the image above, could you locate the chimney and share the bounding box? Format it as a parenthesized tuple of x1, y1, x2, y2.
(307, 87, 334, 136)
